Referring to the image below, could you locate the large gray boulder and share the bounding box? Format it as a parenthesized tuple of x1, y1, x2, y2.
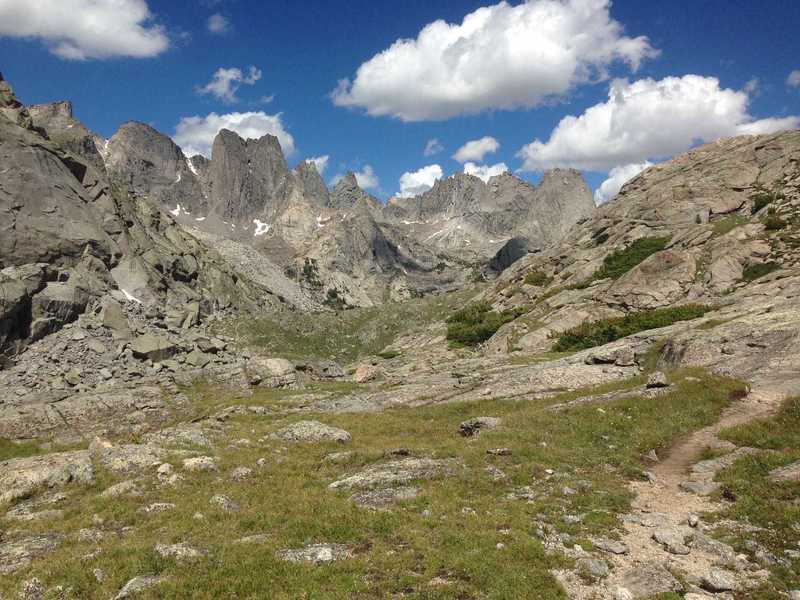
(130, 334, 177, 362)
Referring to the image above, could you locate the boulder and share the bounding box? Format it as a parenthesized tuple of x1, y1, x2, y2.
(100, 297, 132, 340)
(646, 371, 670, 388)
(114, 576, 161, 599)
(329, 458, 455, 490)
(130, 334, 177, 362)
(618, 564, 682, 598)
(278, 543, 352, 565)
(270, 420, 351, 444)
(353, 364, 380, 383)
(459, 416, 502, 437)
(768, 460, 800, 482)
(0, 450, 94, 503)
(31, 282, 89, 326)
(247, 356, 297, 387)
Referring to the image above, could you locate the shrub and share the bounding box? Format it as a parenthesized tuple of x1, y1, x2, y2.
(741, 261, 779, 282)
(551, 304, 713, 352)
(445, 301, 520, 347)
(572, 236, 671, 288)
(751, 192, 773, 215)
(751, 188, 784, 215)
(523, 270, 552, 287)
(762, 208, 787, 231)
(377, 350, 401, 360)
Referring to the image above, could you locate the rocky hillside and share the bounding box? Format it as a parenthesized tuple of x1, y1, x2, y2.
(0, 73, 292, 361)
(481, 130, 800, 392)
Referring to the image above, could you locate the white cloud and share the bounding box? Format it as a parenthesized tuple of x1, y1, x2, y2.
(594, 161, 652, 204)
(331, 166, 380, 191)
(453, 136, 500, 163)
(198, 66, 262, 103)
(173, 111, 295, 158)
(398, 164, 443, 197)
(354, 165, 380, 190)
(424, 138, 444, 156)
(306, 155, 330, 175)
(787, 70, 800, 88)
(260, 94, 275, 104)
(0, 0, 169, 60)
(331, 0, 657, 121)
(464, 162, 508, 182)
(519, 75, 800, 172)
(743, 77, 760, 97)
(207, 13, 231, 34)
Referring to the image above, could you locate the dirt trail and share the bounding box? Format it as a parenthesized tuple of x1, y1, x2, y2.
(557, 388, 784, 599)
(647, 388, 782, 491)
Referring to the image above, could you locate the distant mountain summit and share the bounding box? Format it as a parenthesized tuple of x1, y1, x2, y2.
(2, 73, 597, 308)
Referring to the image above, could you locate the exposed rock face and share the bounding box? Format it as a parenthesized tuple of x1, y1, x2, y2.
(0, 76, 277, 357)
(105, 121, 207, 215)
(295, 160, 330, 207)
(384, 169, 594, 261)
(27, 100, 107, 173)
(211, 129, 292, 221)
(483, 129, 800, 398)
(92, 115, 595, 304)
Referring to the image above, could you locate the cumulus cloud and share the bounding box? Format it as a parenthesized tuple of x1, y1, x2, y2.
(398, 164, 443, 197)
(453, 136, 500, 163)
(332, 166, 380, 191)
(519, 75, 800, 172)
(464, 162, 508, 182)
(331, 0, 657, 121)
(207, 13, 231, 34)
(353, 165, 380, 190)
(0, 0, 169, 60)
(594, 161, 652, 204)
(306, 155, 330, 175)
(424, 138, 444, 156)
(173, 111, 295, 158)
(787, 70, 800, 88)
(198, 66, 262, 103)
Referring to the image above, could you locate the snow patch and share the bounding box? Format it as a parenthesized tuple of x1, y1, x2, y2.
(423, 229, 445, 242)
(121, 289, 142, 304)
(195, 216, 206, 222)
(253, 219, 270, 236)
(175, 171, 182, 184)
(170, 204, 182, 217)
(186, 157, 199, 176)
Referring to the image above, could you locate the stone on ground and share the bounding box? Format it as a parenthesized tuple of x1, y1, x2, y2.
(459, 416, 502, 437)
(278, 543, 352, 564)
(270, 420, 351, 443)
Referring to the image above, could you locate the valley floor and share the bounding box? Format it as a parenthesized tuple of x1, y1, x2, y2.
(1, 307, 798, 600)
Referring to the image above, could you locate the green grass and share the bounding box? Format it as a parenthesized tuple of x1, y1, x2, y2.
(445, 302, 523, 347)
(711, 214, 749, 236)
(741, 261, 780, 283)
(710, 397, 800, 596)
(0, 370, 745, 599)
(228, 286, 480, 363)
(551, 304, 713, 352)
(0, 437, 43, 461)
(523, 270, 553, 287)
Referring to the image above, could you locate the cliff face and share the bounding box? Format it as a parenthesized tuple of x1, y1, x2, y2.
(0, 76, 289, 357)
(104, 121, 208, 216)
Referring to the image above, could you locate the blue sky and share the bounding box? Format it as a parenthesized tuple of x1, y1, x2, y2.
(1, 0, 798, 201)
